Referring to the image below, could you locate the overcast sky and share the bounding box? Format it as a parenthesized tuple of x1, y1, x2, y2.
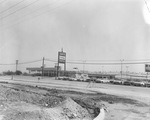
(0, 0, 150, 73)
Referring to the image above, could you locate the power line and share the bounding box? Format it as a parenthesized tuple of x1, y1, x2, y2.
(66, 59, 150, 62)
(46, 58, 121, 62)
(46, 57, 150, 62)
(0, 0, 25, 14)
(66, 59, 120, 62)
(18, 59, 42, 65)
(12, 0, 62, 21)
(6, 0, 62, 27)
(1, 0, 73, 30)
(0, 63, 16, 65)
(66, 61, 150, 65)
(0, 0, 40, 20)
(45, 58, 150, 65)
(0, 0, 59, 29)
(0, 58, 150, 66)
(125, 59, 150, 61)
(45, 58, 57, 62)
(0, 59, 42, 65)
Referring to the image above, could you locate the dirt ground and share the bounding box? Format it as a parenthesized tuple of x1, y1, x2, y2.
(0, 82, 149, 120)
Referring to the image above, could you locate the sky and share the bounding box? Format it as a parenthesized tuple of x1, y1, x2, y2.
(0, 0, 150, 73)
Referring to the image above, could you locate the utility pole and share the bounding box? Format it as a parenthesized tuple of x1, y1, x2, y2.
(126, 65, 129, 79)
(42, 57, 45, 78)
(101, 66, 104, 73)
(55, 63, 57, 80)
(83, 60, 86, 73)
(146, 72, 148, 87)
(16, 60, 18, 74)
(120, 59, 124, 81)
(101, 66, 104, 79)
(57, 54, 59, 77)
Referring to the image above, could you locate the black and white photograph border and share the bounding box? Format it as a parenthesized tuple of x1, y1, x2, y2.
(0, 0, 150, 120)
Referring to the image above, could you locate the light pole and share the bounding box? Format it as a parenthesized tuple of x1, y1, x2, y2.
(101, 66, 104, 73)
(83, 60, 86, 73)
(42, 57, 45, 78)
(126, 66, 129, 79)
(120, 59, 124, 80)
(146, 72, 148, 87)
(55, 63, 58, 80)
(16, 60, 18, 73)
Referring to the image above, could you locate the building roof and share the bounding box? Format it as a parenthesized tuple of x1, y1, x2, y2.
(88, 73, 116, 77)
(26, 67, 56, 71)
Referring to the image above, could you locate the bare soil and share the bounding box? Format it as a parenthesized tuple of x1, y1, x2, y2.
(0, 82, 149, 120)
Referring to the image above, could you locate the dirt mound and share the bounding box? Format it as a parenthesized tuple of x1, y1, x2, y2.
(1, 98, 92, 120)
(3, 86, 65, 108)
(3, 111, 47, 120)
(0, 85, 92, 120)
(58, 97, 92, 119)
(42, 97, 92, 120)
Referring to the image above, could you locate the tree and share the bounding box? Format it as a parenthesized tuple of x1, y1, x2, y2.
(23, 72, 28, 76)
(3, 70, 14, 75)
(15, 70, 22, 75)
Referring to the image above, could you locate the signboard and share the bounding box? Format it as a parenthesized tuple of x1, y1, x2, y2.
(145, 64, 150, 72)
(58, 51, 66, 63)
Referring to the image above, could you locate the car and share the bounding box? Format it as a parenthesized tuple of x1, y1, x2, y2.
(123, 81, 133, 86)
(113, 80, 123, 85)
(96, 79, 110, 83)
(58, 77, 64, 80)
(144, 82, 150, 87)
(95, 79, 103, 83)
(62, 77, 69, 80)
(85, 78, 91, 82)
(132, 82, 145, 87)
(109, 80, 115, 84)
(68, 77, 77, 81)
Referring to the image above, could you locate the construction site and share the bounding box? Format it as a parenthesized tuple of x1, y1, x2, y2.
(1, 0, 150, 119)
(0, 75, 149, 120)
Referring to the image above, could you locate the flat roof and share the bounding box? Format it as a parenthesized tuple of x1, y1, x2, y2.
(26, 67, 56, 71)
(88, 73, 116, 77)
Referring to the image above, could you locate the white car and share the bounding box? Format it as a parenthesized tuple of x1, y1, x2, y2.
(96, 79, 110, 83)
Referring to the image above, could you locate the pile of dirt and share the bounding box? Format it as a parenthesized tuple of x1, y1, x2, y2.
(0, 85, 93, 120)
(44, 97, 92, 120)
(3, 111, 47, 120)
(2, 86, 65, 108)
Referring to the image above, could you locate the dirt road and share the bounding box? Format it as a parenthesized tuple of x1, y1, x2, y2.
(0, 76, 150, 120)
(0, 76, 150, 103)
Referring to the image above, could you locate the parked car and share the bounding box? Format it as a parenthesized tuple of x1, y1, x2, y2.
(96, 79, 110, 83)
(123, 81, 133, 86)
(145, 82, 150, 87)
(62, 77, 69, 80)
(95, 79, 103, 83)
(113, 80, 123, 85)
(58, 76, 69, 80)
(32, 73, 41, 76)
(68, 77, 77, 81)
(58, 77, 64, 80)
(132, 81, 145, 87)
(109, 80, 115, 84)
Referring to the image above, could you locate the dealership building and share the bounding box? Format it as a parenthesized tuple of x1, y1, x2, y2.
(26, 67, 116, 79)
(26, 67, 57, 77)
(26, 67, 76, 77)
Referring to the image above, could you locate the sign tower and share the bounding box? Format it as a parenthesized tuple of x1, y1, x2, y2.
(57, 48, 66, 77)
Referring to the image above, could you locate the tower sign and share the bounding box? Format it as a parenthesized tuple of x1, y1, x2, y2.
(57, 49, 66, 77)
(58, 52, 66, 63)
(145, 64, 150, 72)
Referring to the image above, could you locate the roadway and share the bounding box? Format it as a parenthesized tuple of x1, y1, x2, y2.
(0, 75, 150, 104)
